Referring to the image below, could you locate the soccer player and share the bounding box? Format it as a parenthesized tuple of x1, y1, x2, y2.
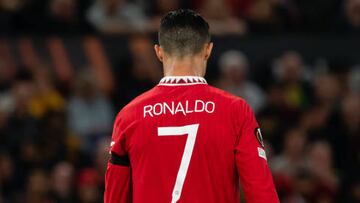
(105, 9, 279, 203)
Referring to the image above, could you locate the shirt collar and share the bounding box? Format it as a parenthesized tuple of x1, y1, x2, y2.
(158, 76, 207, 86)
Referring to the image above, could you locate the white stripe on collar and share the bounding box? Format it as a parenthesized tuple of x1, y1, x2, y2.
(158, 76, 207, 86)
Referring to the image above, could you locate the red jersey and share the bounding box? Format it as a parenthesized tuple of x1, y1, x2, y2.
(105, 76, 279, 203)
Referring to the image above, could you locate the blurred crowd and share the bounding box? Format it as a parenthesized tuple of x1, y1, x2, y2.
(217, 50, 360, 203)
(0, 66, 114, 202)
(1, 0, 360, 35)
(0, 45, 359, 202)
(0, 0, 360, 203)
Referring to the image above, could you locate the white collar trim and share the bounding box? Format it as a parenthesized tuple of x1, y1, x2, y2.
(158, 76, 207, 86)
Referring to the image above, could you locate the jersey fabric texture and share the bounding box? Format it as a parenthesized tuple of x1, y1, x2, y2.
(105, 76, 279, 203)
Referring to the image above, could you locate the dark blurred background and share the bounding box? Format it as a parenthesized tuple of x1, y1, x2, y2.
(0, 0, 359, 203)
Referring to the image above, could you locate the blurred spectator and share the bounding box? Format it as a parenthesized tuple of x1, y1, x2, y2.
(194, 0, 247, 35)
(192, 0, 297, 33)
(29, 67, 65, 118)
(153, 0, 180, 16)
(76, 168, 101, 203)
(191, 0, 253, 18)
(25, 169, 52, 203)
(0, 60, 16, 91)
(0, 70, 39, 155)
(329, 94, 360, 172)
(146, 0, 181, 32)
(341, 94, 360, 137)
(246, 0, 287, 32)
(335, 0, 360, 34)
(0, 153, 15, 202)
(115, 35, 162, 107)
(289, 168, 318, 203)
(38, 111, 69, 168)
(87, 0, 147, 33)
(0, 0, 23, 11)
(271, 128, 307, 177)
(271, 128, 307, 199)
(50, 162, 76, 202)
(256, 83, 289, 151)
(44, 0, 94, 34)
(344, 0, 360, 31)
(217, 50, 266, 112)
(67, 70, 114, 153)
(129, 35, 162, 83)
(280, 141, 338, 203)
(313, 73, 341, 107)
(272, 51, 312, 111)
(300, 73, 341, 140)
(305, 141, 338, 200)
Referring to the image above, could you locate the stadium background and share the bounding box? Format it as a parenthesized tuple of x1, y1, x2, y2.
(0, 0, 359, 202)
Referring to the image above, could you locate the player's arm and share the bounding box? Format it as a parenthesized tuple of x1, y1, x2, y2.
(104, 153, 131, 203)
(234, 100, 279, 203)
(104, 115, 132, 203)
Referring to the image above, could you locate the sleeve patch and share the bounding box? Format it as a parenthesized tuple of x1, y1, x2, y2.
(258, 147, 267, 161)
(254, 127, 265, 147)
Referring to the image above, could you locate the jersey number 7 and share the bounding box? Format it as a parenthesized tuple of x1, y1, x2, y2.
(158, 124, 199, 203)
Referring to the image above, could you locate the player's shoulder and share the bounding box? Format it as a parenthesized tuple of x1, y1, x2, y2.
(205, 85, 253, 115)
(206, 85, 246, 104)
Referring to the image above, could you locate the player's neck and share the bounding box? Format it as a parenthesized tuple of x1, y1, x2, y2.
(163, 56, 206, 77)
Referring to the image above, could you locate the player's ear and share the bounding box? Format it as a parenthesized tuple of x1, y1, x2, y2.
(154, 44, 164, 62)
(204, 42, 213, 61)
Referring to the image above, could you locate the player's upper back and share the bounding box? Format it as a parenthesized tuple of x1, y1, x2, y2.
(111, 76, 259, 203)
(119, 76, 248, 129)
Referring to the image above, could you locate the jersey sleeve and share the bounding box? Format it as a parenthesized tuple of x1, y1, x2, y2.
(104, 113, 132, 203)
(233, 100, 279, 203)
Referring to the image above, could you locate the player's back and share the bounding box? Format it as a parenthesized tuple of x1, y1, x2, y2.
(109, 76, 278, 203)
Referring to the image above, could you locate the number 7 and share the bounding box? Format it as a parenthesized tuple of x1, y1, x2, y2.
(158, 124, 199, 203)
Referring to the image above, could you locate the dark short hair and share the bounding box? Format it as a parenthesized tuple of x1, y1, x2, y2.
(158, 9, 210, 57)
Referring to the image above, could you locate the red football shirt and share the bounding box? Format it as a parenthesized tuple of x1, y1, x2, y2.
(105, 76, 279, 203)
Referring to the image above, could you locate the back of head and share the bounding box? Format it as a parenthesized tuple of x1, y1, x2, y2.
(159, 9, 210, 58)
